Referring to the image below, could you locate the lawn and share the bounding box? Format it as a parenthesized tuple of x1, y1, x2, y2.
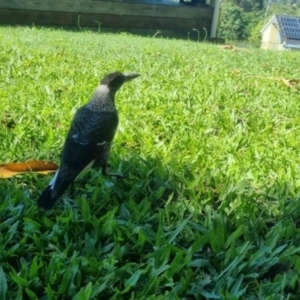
(1, 26, 300, 299)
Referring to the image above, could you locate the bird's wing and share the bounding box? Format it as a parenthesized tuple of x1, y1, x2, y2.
(61, 106, 119, 168)
(49, 107, 118, 194)
(38, 107, 118, 209)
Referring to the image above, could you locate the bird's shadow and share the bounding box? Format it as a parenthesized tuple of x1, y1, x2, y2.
(2, 154, 300, 292)
(67, 154, 181, 214)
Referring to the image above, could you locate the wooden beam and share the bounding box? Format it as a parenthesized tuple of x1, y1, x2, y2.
(0, 9, 212, 31)
(0, 0, 213, 20)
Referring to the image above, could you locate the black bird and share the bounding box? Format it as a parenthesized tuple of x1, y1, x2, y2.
(37, 71, 140, 210)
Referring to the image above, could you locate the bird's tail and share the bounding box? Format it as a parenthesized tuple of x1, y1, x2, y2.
(37, 186, 59, 210)
(37, 169, 80, 210)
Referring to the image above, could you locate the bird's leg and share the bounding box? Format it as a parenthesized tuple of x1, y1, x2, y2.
(101, 162, 108, 176)
(102, 162, 127, 179)
(70, 182, 75, 198)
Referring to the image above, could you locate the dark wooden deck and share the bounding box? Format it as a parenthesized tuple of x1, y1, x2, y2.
(0, 0, 214, 39)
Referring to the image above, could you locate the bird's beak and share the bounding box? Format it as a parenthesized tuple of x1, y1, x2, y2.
(124, 73, 141, 82)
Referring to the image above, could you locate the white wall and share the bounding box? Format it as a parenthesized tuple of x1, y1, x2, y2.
(261, 23, 282, 50)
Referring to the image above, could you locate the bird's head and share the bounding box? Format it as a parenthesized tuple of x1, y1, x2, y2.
(100, 71, 140, 95)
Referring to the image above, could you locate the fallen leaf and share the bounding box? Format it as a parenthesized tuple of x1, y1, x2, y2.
(231, 69, 241, 75)
(245, 76, 300, 92)
(1, 112, 16, 129)
(0, 161, 58, 178)
(219, 45, 251, 53)
(282, 79, 300, 91)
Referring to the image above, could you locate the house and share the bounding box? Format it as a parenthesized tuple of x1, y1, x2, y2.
(0, 0, 221, 41)
(261, 14, 300, 51)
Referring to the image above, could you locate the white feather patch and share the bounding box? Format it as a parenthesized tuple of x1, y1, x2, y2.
(49, 169, 59, 190)
(98, 84, 110, 94)
(72, 133, 89, 145)
(83, 160, 95, 171)
(49, 160, 95, 191)
(97, 141, 106, 146)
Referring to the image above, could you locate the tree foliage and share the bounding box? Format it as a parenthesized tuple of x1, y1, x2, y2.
(219, 0, 300, 43)
(231, 0, 264, 11)
(219, 4, 249, 40)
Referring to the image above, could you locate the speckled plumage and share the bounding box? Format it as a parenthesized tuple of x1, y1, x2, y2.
(87, 85, 116, 112)
(37, 71, 140, 210)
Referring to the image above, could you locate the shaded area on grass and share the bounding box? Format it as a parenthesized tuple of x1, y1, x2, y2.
(1, 155, 300, 299)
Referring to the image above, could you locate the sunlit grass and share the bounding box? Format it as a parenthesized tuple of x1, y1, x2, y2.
(1, 26, 300, 299)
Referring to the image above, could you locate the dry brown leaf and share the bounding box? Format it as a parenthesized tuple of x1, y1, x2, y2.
(1, 112, 16, 129)
(219, 44, 235, 50)
(0, 160, 58, 178)
(231, 69, 241, 75)
(245, 76, 300, 91)
(219, 45, 251, 53)
(282, 79, 300, 91)
(246, 75, 282, 81)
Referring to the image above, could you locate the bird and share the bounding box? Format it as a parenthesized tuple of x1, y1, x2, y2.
(37, 71, 140, 210)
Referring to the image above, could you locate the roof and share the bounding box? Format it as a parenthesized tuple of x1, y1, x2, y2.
(261, 14, 300, 49)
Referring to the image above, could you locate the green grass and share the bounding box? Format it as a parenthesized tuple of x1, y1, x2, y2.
(1, 26, 300, 299)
